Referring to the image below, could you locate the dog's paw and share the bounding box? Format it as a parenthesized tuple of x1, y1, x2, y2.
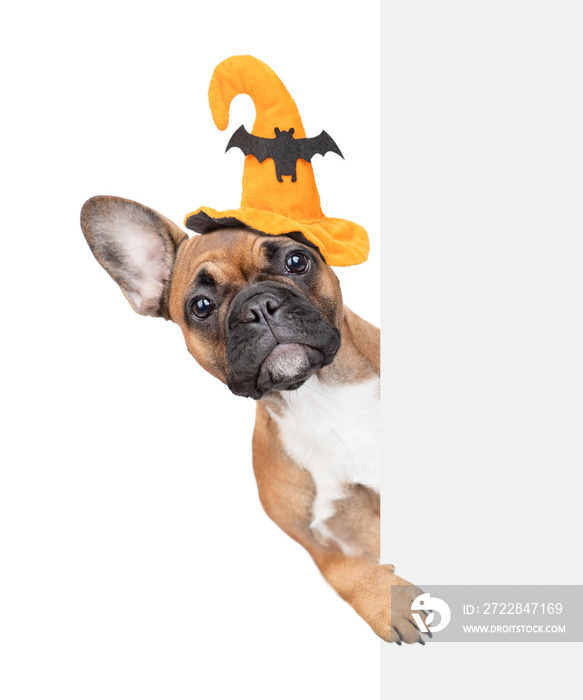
(388, 579, 429, 645)
(354, 565, 428, 644)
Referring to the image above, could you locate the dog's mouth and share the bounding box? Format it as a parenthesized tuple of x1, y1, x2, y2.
(255, 343, 324, 395)
(225, 281, 341, 400)
(227, 340, 334, 400)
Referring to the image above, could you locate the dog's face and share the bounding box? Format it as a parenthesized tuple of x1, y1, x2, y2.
(81, 196, 342, 399)
(169, 227, 342, 398)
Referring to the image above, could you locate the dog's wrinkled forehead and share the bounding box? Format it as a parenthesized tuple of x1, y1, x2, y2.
(175, 228, 272, 286)
(169, 227, 320, 307)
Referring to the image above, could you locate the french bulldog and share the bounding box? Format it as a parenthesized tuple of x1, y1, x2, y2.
(81, 194, 428, 644)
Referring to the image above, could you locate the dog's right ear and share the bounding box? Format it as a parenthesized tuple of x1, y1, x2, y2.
(81, 196, 188, 319)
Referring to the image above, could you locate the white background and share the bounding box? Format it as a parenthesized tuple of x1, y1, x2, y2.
(1, 2, 380, 700)
(3, 3, 582, 700)
(383, 2, 582, 697)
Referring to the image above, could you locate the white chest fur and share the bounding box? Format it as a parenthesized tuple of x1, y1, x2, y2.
(268, 374, 380, 548)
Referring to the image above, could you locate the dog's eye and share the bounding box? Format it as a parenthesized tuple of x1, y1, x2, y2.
(285, 252, 310, 274)
(189, 296, 215, 319)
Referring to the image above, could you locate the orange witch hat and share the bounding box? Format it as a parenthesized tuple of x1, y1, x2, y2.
(184, 55, 369, 267)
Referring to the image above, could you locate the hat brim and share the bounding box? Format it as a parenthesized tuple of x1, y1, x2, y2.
(184, 206, 369, 267)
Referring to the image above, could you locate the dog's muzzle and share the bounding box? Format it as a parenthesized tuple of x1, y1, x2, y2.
(225, 281, 341, 399)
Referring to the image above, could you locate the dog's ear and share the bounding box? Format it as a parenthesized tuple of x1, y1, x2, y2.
(81, 196, 188, 319)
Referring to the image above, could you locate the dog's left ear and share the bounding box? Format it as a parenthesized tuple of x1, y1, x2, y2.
(81, 196, 188, 319)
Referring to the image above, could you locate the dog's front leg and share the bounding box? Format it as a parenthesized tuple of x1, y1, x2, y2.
(308, 550, 426, 644)
(253, 404, 427, 644)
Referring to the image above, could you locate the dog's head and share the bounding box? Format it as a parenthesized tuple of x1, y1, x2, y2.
(81, 196, 343, 399)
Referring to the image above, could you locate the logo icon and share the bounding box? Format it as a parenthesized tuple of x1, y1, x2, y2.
(411, 593, 451, 633)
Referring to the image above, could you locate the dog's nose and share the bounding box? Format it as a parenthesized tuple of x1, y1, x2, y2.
(239, 293, 282, 323)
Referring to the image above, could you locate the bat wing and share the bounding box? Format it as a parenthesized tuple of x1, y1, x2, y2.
(226, 125, 273, 163)
(297, 131, 344, 162)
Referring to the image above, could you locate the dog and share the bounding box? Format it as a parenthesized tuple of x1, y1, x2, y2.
(80, 194, 428, 644)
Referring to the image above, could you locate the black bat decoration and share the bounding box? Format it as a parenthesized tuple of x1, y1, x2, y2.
(226, 125, 343, 182)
